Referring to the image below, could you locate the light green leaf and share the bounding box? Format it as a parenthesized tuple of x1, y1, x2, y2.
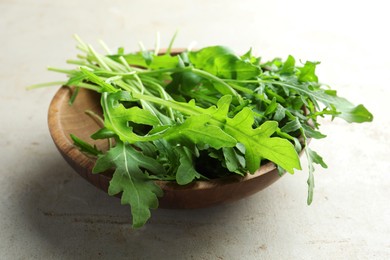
(165, 114, 237, 149)
(189, 46, 260, 80)
(109, 52, 180, 69)
(298, 61, 320, 83)
(225, 108, 301, 173)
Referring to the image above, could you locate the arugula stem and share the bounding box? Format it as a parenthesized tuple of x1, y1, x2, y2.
(26, 81, 67, 90)
(226, 79, 329, 106)
(140, 78, 175, 120)
(75, 82, 104, 92)
(88, 45, 112, 72)
(166, 30, 178, 55)
(137, 66, 192, 75)
(47, 67, 76, 75)
(133, 92, 200, 116)
(73, 34, 88, 52)
(66, 59, 100, 70)
(118, 56, 134, 72)
(99, 40, 112, 54)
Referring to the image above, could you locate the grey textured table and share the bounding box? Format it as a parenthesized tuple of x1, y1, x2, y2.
(1, 0, 389, 259)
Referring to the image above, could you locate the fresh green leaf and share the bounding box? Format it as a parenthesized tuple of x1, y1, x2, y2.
(308, 148, 328, 169)
(298, 61, 320, 83)
(164, 114, 237, 149)
(225, 111, 301, 173)
(91, 127, 117, 139)
(93, 141, 164, 228)
(264, 97, 278, 115)
(302, 124, 326, 139)
(273, 104, 286, 121)
(101, 91, 162, 143)
(175, 146, 201, 185)
(222, 147, 245, 174)
(264, 79, 373, 123)
(189, 46, 260, 80)
(281, 117, 302, 133)
(110, 52, 180, 69)
(305, 148, 328, 205)
(280, 55, 295, 75)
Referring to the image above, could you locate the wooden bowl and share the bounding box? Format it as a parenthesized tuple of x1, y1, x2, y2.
(48, 86, 285, 209)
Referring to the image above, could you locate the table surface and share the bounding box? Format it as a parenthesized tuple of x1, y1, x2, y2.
(1, 0, 389, 259)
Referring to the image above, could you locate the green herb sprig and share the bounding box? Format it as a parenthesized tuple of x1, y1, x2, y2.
(29, 34, 373, 228)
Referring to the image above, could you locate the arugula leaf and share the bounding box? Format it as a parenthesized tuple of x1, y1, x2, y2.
(263, 78, 373, 123)
(222, 147, 246, 174)
(301, 124, 326, 139)
(224, 110, 301, 173)
(164, 113, 237, 149)
(189, 46, 260, 80)
(298, 61, 320, 83)
(175, 146, 201, 185)
(280, 117, 302, 133)
(280, 55, 296, 75)
(305, 148, 328, 205)
(100, 91, 162, 143)
(70, 134, 101, 156)
(308, 148, 328, 169)
(92, 141, 164, 228)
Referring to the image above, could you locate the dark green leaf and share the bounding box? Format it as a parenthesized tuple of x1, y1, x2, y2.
(281, 117, 302, 133)
(302, 124, 327, 139)
(70, 134, 101, 156)
(175, 146, 201, 185)
(68, 86, 80, 105)
(222, 147, 245, 174)
(91, 127, 117, 139)
(273, 104, 286, 121)
(264, 97, 278, 115)
(270, 80, 373, 123)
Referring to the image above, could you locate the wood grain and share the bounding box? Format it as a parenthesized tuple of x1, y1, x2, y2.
(48, 86, 283, 209)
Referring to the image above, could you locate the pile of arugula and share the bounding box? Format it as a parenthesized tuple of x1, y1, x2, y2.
(31, 35, 373, 228)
